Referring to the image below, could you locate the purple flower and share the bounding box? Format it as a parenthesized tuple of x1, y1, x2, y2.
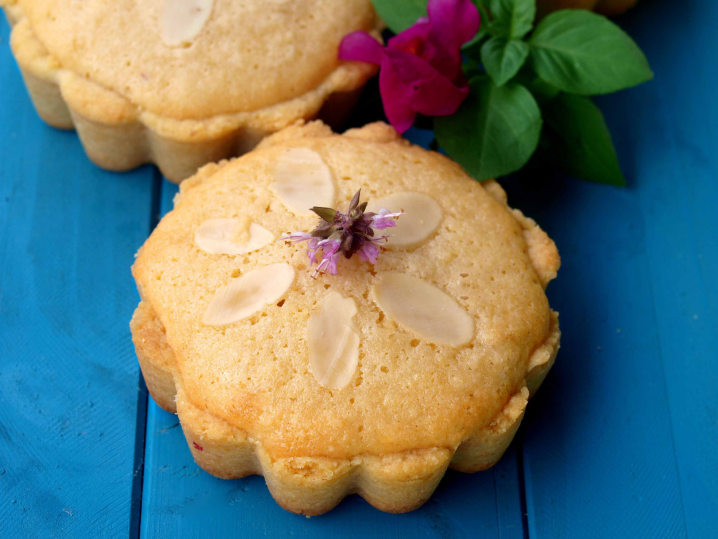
(371, 208, 402, 230)
(281, 190, 400, 276)
(282, 232, 322, 265)
(315, 239, 342, 275)
(338, 0, 480, 133)
(358, 241, 381, 264)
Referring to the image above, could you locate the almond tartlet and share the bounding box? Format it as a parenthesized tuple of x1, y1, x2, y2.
(0, 0, 379, 182)
(130, 121, 561, 515)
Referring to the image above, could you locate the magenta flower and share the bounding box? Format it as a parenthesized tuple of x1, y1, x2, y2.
(339, 0, 480, 133)
(281, 190, 401, 276)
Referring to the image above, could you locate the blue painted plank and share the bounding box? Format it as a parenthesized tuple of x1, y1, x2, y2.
(607, 1, 718, 535)
(142, 398, 521, 539)
(505, 1, 718, 537)
(505, 176, 687, 538)
(0, 16, 155, 538)
(139, 148, 525, 537)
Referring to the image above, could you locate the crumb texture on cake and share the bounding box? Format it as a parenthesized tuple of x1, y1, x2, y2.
(131, 121, 561, 514)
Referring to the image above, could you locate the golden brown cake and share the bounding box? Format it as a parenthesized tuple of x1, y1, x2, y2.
(0, 0, 379, 182)
(130, 121, 561, 515)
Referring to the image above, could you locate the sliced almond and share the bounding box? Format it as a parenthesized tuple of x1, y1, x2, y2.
(308, 292, 360, 389)
(367, 192, 442, 250)
(202, 264, 295, 326)
(271, 148, 335, 216)
(161, 0, 214, 47)
(372, 273, 474, 346)
(195, 218, 274, 256)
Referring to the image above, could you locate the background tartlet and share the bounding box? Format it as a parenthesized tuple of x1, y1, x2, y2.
(0, 0, 380, 182)
(537, 0, 638, 16)
(131, 121, 561, 515)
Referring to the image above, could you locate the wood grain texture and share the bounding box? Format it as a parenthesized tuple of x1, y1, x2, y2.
(0, 16, 155, 538)
(141, 400, 525, 538)
(608, 1, 718, 534)
(2, 0, 718, 536)
(503, 176, 688, 537)
(503, 0, 718, 536)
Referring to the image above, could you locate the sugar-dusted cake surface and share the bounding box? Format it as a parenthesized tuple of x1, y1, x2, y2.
(131, 121, 561, 513)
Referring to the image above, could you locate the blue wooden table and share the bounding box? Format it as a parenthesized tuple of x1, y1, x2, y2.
(1, 1, 716, 536)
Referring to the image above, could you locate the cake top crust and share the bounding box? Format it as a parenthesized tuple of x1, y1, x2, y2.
(132, 122, 559, 459)
(14, 0, 377, 119)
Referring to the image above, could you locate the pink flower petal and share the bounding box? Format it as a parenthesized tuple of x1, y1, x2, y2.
(422, 34, 464, 83)
(427, 0, 480, 50)
(382, 49, 469, 124)
(337, 0, 477, 134)
(379, 56, 418, 134)
(388, 20, 432, 52)
(414, 74, 469, 117)
(338, 31, 383, 65)
(388, 12, 463, 84)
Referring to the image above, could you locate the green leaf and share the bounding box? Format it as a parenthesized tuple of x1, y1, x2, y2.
(478, 0, 535, 39)
(311, 207, 338, 222)
(370, 0, 427, 34)
(435, 76, 542, 181)
(524, 77, 560, 101)
(513, 64, 561, 103)
(538, 94, 626, 186)
(481, 37, 530, 86)
(529, 10, 653, 95)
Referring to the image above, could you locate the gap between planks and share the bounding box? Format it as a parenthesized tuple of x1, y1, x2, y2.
(129, 168, 164, 539)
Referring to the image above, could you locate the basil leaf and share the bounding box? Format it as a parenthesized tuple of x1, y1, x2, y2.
(481, 36, 530, 86)
(478, 0, 535, 39)
(538, 94, 626, 186)
(513, 65, 561, 101)
(524, 77, 560, 101)
(370, 0, 427, 34)
(435, 76, 542, 181)
(529, 10, 653, 95)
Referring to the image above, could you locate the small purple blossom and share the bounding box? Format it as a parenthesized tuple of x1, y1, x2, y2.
(358, 241, 380, 264)
(315, 239, 342, 275)
(371, 208, 402, 230)
(283, 232, 321, 265)
(281, 190, 401, 276)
